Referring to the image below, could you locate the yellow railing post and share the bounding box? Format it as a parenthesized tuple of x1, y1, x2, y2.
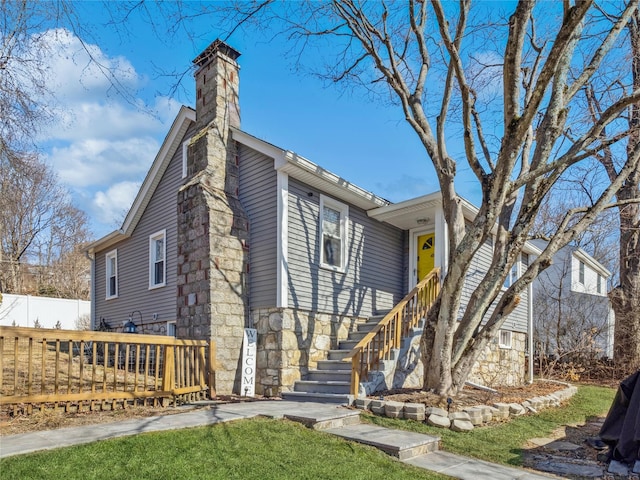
(208, 341, 216, 399)
(350, 350, 361, 397)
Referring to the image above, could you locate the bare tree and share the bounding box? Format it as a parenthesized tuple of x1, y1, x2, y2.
(112, 1, 640, 395)
(586, 7, 640, 373)
(0, 0, 72, 160)
(0, 153, 90, 298)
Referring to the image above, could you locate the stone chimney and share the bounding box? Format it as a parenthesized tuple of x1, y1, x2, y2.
(193, 40, 241, 131)
(177, 40, 249, 395)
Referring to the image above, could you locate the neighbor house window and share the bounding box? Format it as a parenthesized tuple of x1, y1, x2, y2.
(499, 330, 512, 349)
(579, 261, 585, 284)
(597, 274, 603, 294)
(319, 195, 348, 271)
(149, 230, 166, 289)
(105, 250, 118, 299)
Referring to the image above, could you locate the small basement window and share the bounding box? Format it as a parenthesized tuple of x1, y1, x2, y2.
(499, 330, 512, 349)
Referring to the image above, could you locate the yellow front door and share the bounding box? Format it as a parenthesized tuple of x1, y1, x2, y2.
(417, 233, 435, 281)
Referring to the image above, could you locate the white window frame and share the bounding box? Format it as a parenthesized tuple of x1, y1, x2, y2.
(105, 249, 118, 300)
(503, 254, 520, 288)
(167, 321, 177, 337)
(499, 330, 513, 349)
(319, 195, 348, 272)
(149, 229, 167, 289)
(182, 139, 190, 179)
(597, 273, 603, 294)
(579, 261, 585, 285)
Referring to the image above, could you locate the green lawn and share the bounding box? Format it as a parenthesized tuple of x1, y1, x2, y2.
(364, 384, 616, 466)
(0, 417, 450, 480)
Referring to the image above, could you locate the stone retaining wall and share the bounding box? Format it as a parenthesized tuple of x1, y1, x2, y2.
(354, 383, 578, 433)
(468, 332, 527, 387)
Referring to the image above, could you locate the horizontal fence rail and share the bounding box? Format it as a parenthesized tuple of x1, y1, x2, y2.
(343, 268, 441, 397)
(0, 326, 213, 415)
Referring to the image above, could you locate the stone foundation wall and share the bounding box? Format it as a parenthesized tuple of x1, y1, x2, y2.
(468, 332, 527, 387)
(251, 307, 364, 396)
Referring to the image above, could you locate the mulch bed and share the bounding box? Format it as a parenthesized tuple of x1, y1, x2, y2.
(373, 380, 566, 411)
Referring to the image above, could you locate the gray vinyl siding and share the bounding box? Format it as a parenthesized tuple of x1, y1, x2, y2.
(93, 129, 191, 331)
(238, 144, 278, 308)
(458, 238, 529, 334)
(287, 179, 405, 317)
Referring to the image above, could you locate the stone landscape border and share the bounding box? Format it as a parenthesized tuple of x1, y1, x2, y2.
(354, 383, 578, 432)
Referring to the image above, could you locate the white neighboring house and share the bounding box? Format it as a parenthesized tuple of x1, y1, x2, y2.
(0, 294, 91, 330)
(532, 240, 614, 360)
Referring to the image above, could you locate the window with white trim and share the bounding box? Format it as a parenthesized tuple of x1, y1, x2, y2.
(597, 274, 603, 294)
(503, 255, 520, 288)
(149, 230, 166, 289)
(167, 321, 177, 337)
(319, 195, 348, 271)
(105, 250, 118, 299)
(579, 261, 585, 284)
(499, 330, 512, 349)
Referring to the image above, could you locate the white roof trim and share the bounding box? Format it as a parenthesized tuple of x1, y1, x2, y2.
(574, 248, 611, 277)
(232, 128, 389, 210)
(369, 192, 542, 255)
(87, 106, 196, 254)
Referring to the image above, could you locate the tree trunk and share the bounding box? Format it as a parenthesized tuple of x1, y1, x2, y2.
(612, 9, 640, 373)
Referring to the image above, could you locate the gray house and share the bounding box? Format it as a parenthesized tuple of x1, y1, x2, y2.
(87, 40, 539, 400)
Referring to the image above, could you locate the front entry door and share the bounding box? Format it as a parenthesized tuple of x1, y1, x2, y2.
(417, 232, 435, 281)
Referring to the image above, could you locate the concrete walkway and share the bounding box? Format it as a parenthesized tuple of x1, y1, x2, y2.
(0, 400, 562, 479)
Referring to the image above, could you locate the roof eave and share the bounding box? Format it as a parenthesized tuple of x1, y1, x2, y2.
(232, 128, 389, 210)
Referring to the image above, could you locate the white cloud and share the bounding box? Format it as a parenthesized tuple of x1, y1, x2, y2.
(46, 137, 159, 188)
(29, 28, 184, 237)
(92, 181, 142, 226)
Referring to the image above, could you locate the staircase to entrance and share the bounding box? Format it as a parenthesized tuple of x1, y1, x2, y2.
(282, 269, 441, 404)
(281, 314, 386, 404)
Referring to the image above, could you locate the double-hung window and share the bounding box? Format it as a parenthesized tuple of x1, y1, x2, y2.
(149, 230, 166, 289)
(578, 261, 585, 285)
(105, 250, 118, 299)
(503, 255, 519, 288)
(319, 195, 348, 271)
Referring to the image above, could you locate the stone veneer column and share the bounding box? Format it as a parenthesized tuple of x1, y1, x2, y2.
(176, 41, 249, 395)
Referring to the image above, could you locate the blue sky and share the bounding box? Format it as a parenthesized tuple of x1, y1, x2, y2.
(35, 3, 483, 239)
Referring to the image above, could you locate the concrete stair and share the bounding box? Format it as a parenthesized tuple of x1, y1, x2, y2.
(280, 407, 440, 461)
(281, 314, 387, 405)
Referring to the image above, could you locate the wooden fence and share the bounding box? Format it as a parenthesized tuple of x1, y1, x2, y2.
(0, 326, 214, 415)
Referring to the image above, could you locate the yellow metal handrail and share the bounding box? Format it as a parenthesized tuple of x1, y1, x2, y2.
(343, 268, 441, 397)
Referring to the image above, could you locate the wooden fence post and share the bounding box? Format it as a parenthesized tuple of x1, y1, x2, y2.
(208, 341, 216, 399)
(162, 345, 175, 406)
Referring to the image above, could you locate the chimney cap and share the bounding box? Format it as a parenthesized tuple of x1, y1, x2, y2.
(193, 39, 241, 68)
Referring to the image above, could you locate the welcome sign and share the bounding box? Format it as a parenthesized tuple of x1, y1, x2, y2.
(241, 328, 257, 397)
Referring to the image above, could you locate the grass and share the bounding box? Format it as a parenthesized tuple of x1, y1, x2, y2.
(0, 417, 451, 480)
(363, 384, 616, 466)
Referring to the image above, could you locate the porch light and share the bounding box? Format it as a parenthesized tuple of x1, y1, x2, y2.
(123, 310, 143, 334)
(416, 217, 430, 225)
(123, 319, 138, 334)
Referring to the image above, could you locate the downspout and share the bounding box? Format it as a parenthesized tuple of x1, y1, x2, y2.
(528, 282, 534, 384)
